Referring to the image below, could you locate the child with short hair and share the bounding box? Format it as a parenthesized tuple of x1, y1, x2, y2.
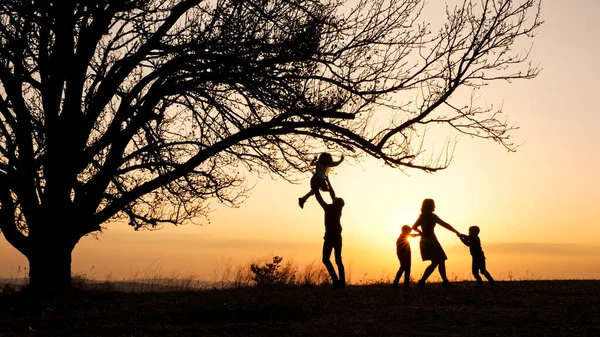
(298, 152, 344, 209)
(459, 226, 495, 287)
(392, 225, 419, 288)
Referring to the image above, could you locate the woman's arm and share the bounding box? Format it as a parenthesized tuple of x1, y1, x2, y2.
(411, 218, 422, 234)
(435, 215, 461, 235)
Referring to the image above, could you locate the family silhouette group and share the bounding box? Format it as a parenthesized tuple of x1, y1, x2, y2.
(299, 152, 495, 289)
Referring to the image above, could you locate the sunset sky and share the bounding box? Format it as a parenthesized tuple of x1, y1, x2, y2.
(1, 0, 599, 283)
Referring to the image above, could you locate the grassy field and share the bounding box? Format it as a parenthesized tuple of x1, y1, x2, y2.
(1, 280, 599, 337)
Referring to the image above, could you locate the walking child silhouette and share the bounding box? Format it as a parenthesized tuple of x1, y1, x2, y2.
(459, 226, 495, 287)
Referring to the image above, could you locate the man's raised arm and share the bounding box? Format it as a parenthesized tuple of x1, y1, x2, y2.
(326, 176, 336, 199)
(314, 185, 329, 210)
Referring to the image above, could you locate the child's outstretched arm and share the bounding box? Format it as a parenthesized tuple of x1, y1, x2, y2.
(458, 234, 470, 246)
(330, 154, 344, 167)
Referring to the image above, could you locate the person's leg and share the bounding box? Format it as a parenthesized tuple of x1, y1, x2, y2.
(333, 239, 345, 288)
(438, 260, 455, 287)
(300, 189, 315, 200)
(392, 264, 403, 288)
(472, 260, 484, 286)
(479, 259, 495, 285)
(438, 260, 447, 281)
(404, 262, 411, 287)
(393, 264, 405, 288)
(322, 240, 339, 285)
(419, 261, 438, 287)
(399, 253, 411, 287)
(299, 190, 314, 208)
(299, 177, 318, 208)
(481, 269, 494, 285)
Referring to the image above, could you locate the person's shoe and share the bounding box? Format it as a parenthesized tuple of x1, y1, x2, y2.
(392, 283, 398, 288)
(417, 280, 426, 288)
(298, 197, 305, 209)
(442, 281, 456, 288)
(403, 282, 410, 289)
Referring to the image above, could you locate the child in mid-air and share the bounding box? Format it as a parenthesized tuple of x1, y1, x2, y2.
(392, 225, 419, 288)
(459, 226, 495, 287)
(298, 152, 344, 209)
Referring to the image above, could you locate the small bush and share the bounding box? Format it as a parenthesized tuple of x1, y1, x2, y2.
(250, 256, 296, 286)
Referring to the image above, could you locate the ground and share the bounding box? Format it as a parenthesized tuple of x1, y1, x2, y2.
(1, 280, 599, 336)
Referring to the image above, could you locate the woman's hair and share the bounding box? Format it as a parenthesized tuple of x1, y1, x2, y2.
(421, 198, 435, 213)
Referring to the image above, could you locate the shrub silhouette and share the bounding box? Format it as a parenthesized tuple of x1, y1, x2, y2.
(250, 256, 296, 286)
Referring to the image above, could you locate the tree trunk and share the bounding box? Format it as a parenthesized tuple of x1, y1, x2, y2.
(26, 242, 75, 292)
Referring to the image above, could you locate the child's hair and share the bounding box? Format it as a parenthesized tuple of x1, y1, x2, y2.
(401, 225, 412, 234)
(469, 226, 480, 235)
(318, 152, 334, 166)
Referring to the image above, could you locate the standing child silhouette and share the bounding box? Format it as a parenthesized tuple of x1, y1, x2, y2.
(392, 225, 420, 288)
(459, 226, 495, 287)
(299, 152, 344, 209)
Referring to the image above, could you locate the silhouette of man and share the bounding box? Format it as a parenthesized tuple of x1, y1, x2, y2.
(314, 176, 346, 289)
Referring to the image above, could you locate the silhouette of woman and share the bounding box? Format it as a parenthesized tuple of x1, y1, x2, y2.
(412, 198, 461, 288)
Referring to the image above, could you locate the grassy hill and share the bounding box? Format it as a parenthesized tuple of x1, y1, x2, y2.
(1, 280, 599, 336)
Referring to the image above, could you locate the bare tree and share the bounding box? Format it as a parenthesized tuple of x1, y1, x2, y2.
(0, 0, 542, 291)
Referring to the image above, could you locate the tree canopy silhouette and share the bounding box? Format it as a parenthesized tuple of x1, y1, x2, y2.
(0, 0, 542, 290)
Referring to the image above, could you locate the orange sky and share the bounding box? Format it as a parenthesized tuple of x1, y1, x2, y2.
(1, 1, 599, 283)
